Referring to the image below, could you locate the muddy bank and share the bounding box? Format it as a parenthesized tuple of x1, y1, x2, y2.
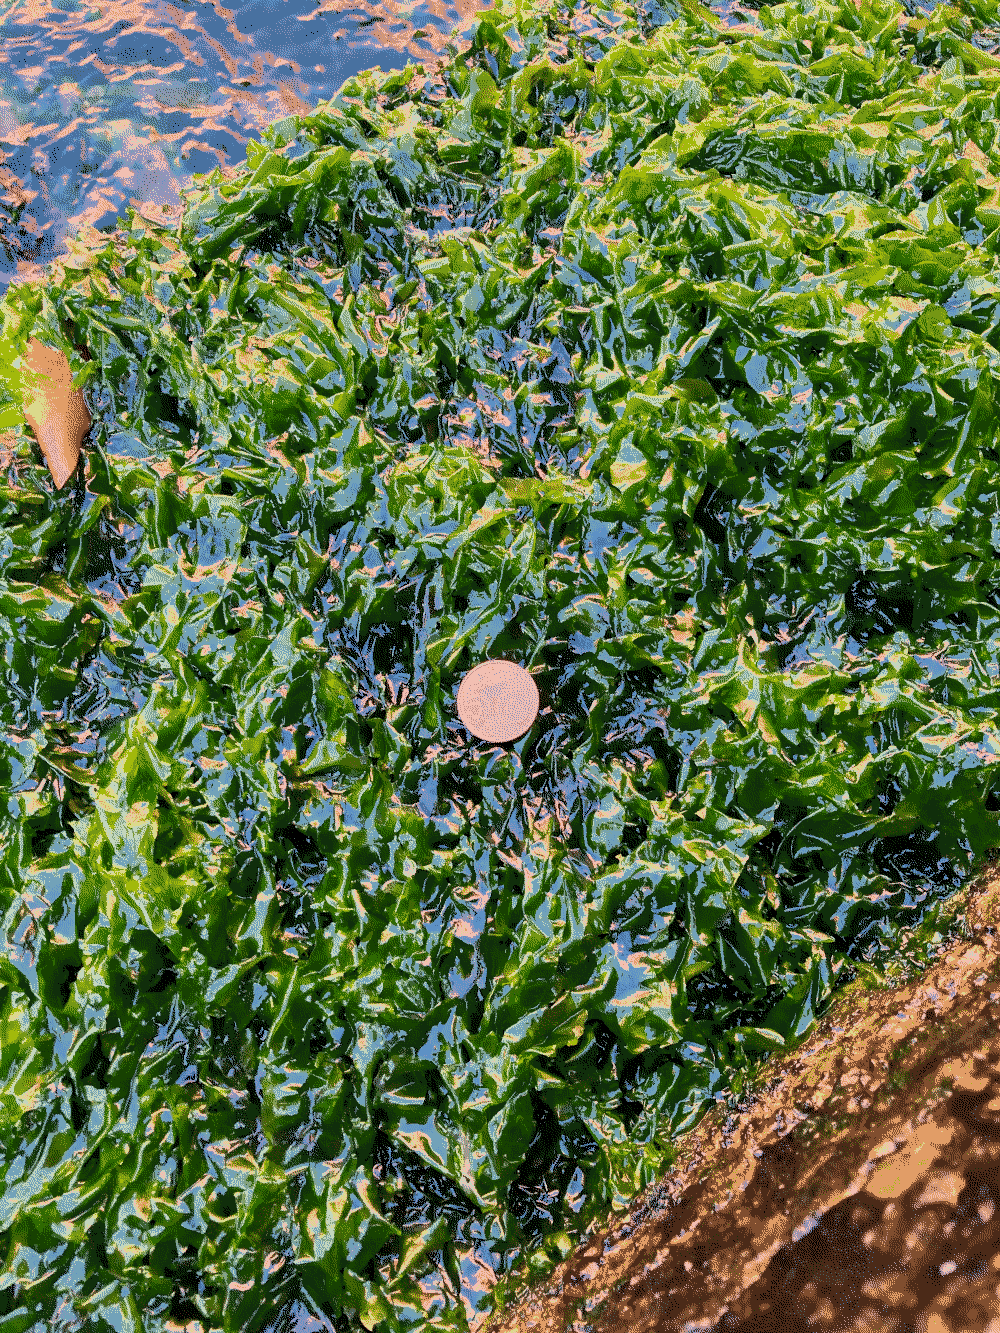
(483, 865, 1000, 1333)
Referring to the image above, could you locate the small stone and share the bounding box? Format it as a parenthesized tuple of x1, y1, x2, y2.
(456, 659, 539, 744)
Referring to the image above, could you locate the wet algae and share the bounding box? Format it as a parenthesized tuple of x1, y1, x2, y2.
(2, 0, 1000, 1327)
(482, 867, 1000, 1333)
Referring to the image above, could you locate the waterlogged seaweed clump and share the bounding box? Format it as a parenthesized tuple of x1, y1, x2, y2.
(2, 0, 1000, 1327)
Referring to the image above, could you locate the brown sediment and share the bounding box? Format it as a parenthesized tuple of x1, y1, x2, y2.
(482, 866, 1000, 1333)
(20, 338, 91, 489)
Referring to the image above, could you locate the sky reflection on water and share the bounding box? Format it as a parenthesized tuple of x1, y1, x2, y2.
(0, 0, 780, 290)
(0, 0, 483, 286)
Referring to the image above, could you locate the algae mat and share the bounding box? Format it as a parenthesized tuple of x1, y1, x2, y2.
(2, 0, 1000, 1329)
(484, 866, 1000, 1333)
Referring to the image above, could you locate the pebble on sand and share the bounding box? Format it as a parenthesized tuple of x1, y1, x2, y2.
(20, 339, 91, 489)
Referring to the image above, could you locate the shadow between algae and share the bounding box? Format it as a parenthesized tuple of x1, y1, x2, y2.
(3, 0, 1000, 1328)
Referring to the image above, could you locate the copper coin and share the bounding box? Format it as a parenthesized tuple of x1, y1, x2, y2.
(456, 659, 540, 744)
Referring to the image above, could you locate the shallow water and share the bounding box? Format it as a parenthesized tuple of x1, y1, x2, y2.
(0, 0, 487, 288)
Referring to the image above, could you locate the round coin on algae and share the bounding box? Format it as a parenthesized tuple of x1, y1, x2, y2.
(456, 660, 540, 744)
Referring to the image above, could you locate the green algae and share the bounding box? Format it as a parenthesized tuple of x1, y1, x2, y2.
(3, 0, 1000, 1328)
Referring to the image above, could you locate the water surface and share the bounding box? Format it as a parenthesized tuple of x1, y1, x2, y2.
(0, 0, 484, 287)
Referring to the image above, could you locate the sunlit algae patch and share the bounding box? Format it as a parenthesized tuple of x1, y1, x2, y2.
(1, 0, 1000, 1328)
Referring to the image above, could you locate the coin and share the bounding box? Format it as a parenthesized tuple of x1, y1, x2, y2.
(456, 659, 540, 744)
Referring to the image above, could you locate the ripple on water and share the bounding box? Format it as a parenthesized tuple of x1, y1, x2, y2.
(0, 0, 485, 287)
